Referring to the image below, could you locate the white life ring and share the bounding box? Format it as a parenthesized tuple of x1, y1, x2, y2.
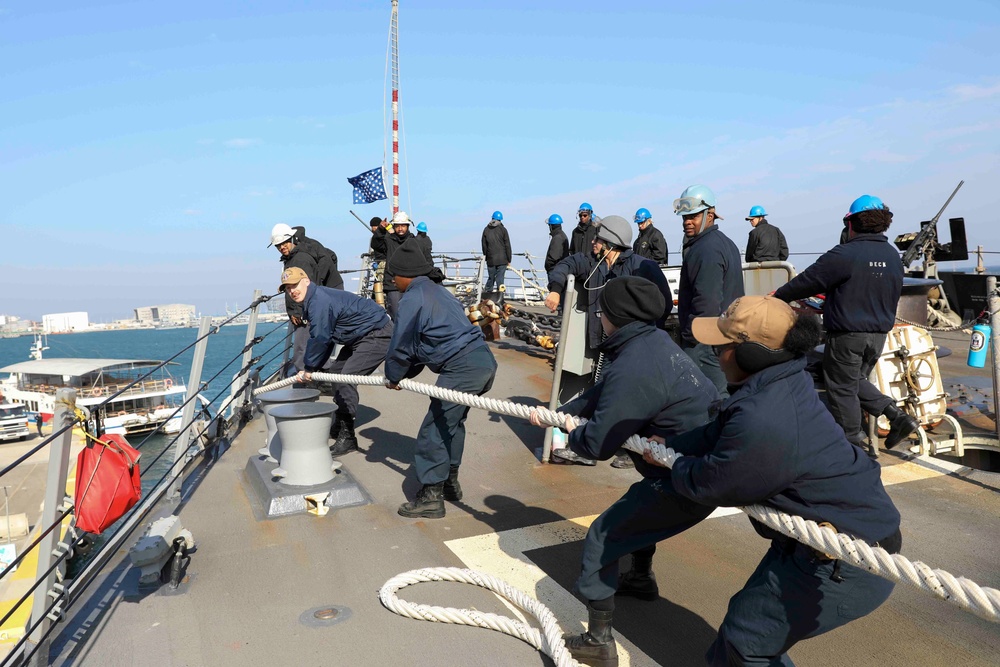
(91, 387, 104, 397)
(165, 379, 174, 389)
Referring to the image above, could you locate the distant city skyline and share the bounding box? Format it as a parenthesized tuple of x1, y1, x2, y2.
(2, 1, 998, 320)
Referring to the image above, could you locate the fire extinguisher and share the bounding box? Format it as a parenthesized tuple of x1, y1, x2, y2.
(968, 321, 991, 368)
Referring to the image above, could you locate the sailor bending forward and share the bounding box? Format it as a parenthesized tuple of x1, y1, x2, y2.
(282, 267, 395, 456)
(531, 276, 718, 667)
(383, 240, 498, 519)
(656, 296, 900, 666)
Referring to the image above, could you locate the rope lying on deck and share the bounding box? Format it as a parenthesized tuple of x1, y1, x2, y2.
(256, 374, 1000, 629)
(379, 567, 581, 667)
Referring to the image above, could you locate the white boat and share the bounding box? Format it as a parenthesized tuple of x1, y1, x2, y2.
(0, 358, 187, 436)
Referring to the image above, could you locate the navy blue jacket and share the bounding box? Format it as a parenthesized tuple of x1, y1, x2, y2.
(384, 276, 487, 383)
(547, 250, 673, 350)
(745, 220, 789, 263)
(482, 221, 512, 267)
(571, 221, 599, 256)
(562, 322, 717, 478)
(678, 225, 745, 346)
(302, 284, 390, 371)
(633, 224, 668, 263)
(670, 357, 901, 544)
(773, 233, 902, 333)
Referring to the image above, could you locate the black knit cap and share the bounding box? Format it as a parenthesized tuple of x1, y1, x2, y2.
(387, 238, 435, 277)
(599, 276, 666, 327)
(369, 216, 383, 226)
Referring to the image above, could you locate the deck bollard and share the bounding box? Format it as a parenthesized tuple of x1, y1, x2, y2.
(269, 402, 339, 486)
(257, 388, 320, 461)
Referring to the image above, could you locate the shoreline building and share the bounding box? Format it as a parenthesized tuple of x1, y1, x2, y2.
(42, 312, 89, 334)
(134, 304, 196, 327)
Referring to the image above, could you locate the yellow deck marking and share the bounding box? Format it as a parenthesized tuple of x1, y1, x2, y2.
(445, 455, 960, 665)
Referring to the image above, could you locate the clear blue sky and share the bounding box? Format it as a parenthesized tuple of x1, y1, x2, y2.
(2, 1, 998, 321)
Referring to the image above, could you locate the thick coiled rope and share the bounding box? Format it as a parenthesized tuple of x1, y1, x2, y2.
(379, 567, 581, 667)
(256, 374, 1000, 625)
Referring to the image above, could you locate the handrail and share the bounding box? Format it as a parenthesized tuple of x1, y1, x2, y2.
(0, 291, 283, 667)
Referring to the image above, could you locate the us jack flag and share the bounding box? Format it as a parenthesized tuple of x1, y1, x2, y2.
(348, 167, 387, 204)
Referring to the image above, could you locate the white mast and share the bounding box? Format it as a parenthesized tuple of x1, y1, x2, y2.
(390, 0, 399, 215)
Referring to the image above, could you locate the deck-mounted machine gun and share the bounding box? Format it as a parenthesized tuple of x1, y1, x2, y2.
(893, 181, 968, 326)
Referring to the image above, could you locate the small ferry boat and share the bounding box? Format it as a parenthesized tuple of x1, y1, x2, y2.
(0, 358, 187, 436)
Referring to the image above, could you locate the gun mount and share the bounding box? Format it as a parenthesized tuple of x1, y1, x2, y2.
(894, 181, 967, 269)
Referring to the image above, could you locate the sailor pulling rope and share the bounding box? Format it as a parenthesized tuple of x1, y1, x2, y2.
(254, 372, 1000, 624)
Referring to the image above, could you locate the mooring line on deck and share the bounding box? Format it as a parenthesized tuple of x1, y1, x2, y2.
(256, 374, 1000, 628)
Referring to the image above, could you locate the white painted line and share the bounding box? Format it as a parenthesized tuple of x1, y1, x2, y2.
(447, 515, 658, 667)
(443, 456, 952, 665)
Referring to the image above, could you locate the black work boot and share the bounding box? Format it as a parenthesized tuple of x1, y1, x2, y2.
(563, 605, 618, 667)
(398, 483, 446, 519)
(617, 567, 658, 601)
(443, 465, 462, 501)
(329, 413, 343, 440)
(883, 403, 920, 448)
(610, 449, 634, 469)
(330, 414, 359, 457)
(550, 448, 596, 466)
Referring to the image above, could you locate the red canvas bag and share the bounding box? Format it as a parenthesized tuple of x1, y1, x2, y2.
(74, 434, 142, 535)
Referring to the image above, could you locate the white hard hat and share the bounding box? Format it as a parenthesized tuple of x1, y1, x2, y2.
(269, 223, 295, 247)
(391, 211, 411, 225)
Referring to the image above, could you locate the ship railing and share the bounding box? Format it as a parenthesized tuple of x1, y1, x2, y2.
(0, 289, 294, 666)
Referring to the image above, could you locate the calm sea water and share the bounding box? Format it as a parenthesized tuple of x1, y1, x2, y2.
(0, 323, 288, 496)
(0, 323, 288, 405)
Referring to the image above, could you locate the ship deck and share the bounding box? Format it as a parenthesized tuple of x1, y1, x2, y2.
(48, 332, 1000, 667)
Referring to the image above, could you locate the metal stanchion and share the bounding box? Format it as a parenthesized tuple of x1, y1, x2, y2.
(27, 388, 76, 666)
(169, 316, 211, 499)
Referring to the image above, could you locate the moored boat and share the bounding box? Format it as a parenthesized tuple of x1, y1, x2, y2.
(0, 358, 187, 436)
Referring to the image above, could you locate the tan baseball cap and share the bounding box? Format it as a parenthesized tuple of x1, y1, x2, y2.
(691, 295, 796, 350)
(278, 267, 308, 292)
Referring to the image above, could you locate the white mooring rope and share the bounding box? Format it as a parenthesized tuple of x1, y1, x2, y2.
(255, 372, 1000, 662)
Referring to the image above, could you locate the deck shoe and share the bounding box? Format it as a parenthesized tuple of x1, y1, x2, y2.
(610, 450, 634, 469)
(550, 448, 596, 466)
(330, 414, 359, 456)
(443, 465, 463, 501)
(563, 606, 618, 667)
(883, 404, 920, 448)
(616, 569, 658, 601)
(398, 483, 446, 519)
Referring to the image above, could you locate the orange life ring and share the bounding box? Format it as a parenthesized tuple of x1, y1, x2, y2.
(91, 387, 104, 397)
(165, 379, 174, 389)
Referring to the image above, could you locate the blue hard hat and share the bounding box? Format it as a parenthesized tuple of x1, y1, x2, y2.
(578, 202, 593, 213)
(416, 221, 428, 233)
(746, 205, 767, 219)
(634, 208, 652, 223)
(673, 185, 717, 216)
(848, 195, 885, 216)
(491, 210, 503, 221)
(547, 214, 563, 225)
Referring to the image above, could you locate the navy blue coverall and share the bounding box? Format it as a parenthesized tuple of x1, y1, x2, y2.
(668, 357, 900, 666)
(560, 321, 718, 601)
(678, 224, 745, 394)
(384, 276, 498, 486)
(302, 283, 394, 419)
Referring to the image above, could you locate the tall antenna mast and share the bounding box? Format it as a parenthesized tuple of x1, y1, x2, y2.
(390, 0, 400, 215)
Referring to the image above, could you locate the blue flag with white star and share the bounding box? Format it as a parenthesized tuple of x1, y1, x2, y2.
(348, 167, 387, 204)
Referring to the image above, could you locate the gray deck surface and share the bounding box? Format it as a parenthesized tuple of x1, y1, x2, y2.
(48, 333, 1000, 667)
